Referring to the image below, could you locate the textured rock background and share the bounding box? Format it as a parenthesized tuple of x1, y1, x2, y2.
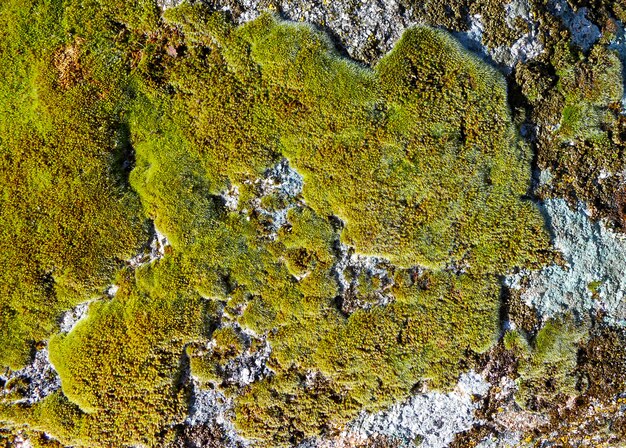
(2, 0, 626, 446)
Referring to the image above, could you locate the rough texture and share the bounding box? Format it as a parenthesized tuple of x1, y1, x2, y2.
(506, 198, 626, 326)
(233, 0, 416, 62)
(548, 0, 601, 51)
(3, 0, 626, 446)
(301, 372, 491, 448)
(0, 349, 60, 405)
(186, 382, 249, 447)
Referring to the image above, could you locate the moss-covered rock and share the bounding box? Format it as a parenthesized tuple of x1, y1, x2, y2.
(0, 1, 551, 446)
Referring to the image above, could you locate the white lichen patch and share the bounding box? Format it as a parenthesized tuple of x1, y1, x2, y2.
(234, 0, 415, 62)
(455, 5, 543, 71)
(12, 432, 33, 448)
(1, 349, 61, 404)
(58, 301, 91, 334)
(492, 0, 543, 68)
(202, 319, 273, 388)
(259, 158, 304, 198)
(128, 223, 171, 267)
(506, 198, 626, 326)
(221, 184, 240, 212)
(249, 158, 305, 239)
(152, 226, 170, 258)
(317, 371, 491, 448)
(186, 380, 250, 447)
(220, 335, 272, 388)
(106, 284, 120, 297)
(157, 0, 183, 10)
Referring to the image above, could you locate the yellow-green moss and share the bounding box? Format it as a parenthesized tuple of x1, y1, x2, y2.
(0, 0, 156, 369)
(1, 2, 551, 446)
(507, 319, 587, 410)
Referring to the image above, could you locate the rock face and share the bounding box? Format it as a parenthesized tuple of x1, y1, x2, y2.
(301, 371, 491, 448)
(548, 0, 600, 51)
(250, 158, 305, 238)
(58, 302, 91, 333)
(185, 382, 249, 447)
(507, 198, 626, 326)
(158, 0, 185, 9)
(231, 0, 415, 62)
(4, 0, 626, 447)
(332, 242, 396, 315)
(1, 349, 60, 405)
(453, 1, 543, 71)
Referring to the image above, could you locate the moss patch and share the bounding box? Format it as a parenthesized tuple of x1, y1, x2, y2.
(0, 2, 550, 446)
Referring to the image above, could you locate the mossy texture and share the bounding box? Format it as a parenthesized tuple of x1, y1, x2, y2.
(1, 1, 550, 446)
(507, 319, 587, 410)
(0, 0, 155, 369)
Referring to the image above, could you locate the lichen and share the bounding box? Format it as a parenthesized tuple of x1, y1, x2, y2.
(506, 198, 626, 326)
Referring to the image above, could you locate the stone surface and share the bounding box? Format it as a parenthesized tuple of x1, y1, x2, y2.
(248, 158, 305, 239)
(332, 241, 396, 314)
(128, 223, 171, 267)
(186, 381, 250, 447)
(1, 349, 61, 405)
(454, 1, 543, 72)
(326, 371, 491, 448)
(58, 302, 91, 334)
(548, 0, 600, 51)
(506, 198, 626, 326)
(215, 324, 273, 388)
(220, 0, 415, 62)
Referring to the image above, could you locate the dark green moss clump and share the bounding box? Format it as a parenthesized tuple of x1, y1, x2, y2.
(1, 1, 550, 446)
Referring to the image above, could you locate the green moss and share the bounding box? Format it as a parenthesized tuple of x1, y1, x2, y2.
(511, 318, 587, 410)
(520, 31, 626, 228)
(1, 262, 218, 447)
(0, 0, 156, 369)
(1, 2, 551, 446)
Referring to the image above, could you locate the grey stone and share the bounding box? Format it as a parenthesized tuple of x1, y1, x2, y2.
(128, 223, 171, 267)
(249, 158, 304, 239)
(340, 371, 490, 448)
(187, 381, 250, 446)
(506, 198, 626, 326)
(1, 349, 61, 405)
(58, 301, 91, 334)
(219, 0, 416, 63)
(548, 0, 600, 51)
(332, 241, 396, 314)
(454, 3, 543, 72)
